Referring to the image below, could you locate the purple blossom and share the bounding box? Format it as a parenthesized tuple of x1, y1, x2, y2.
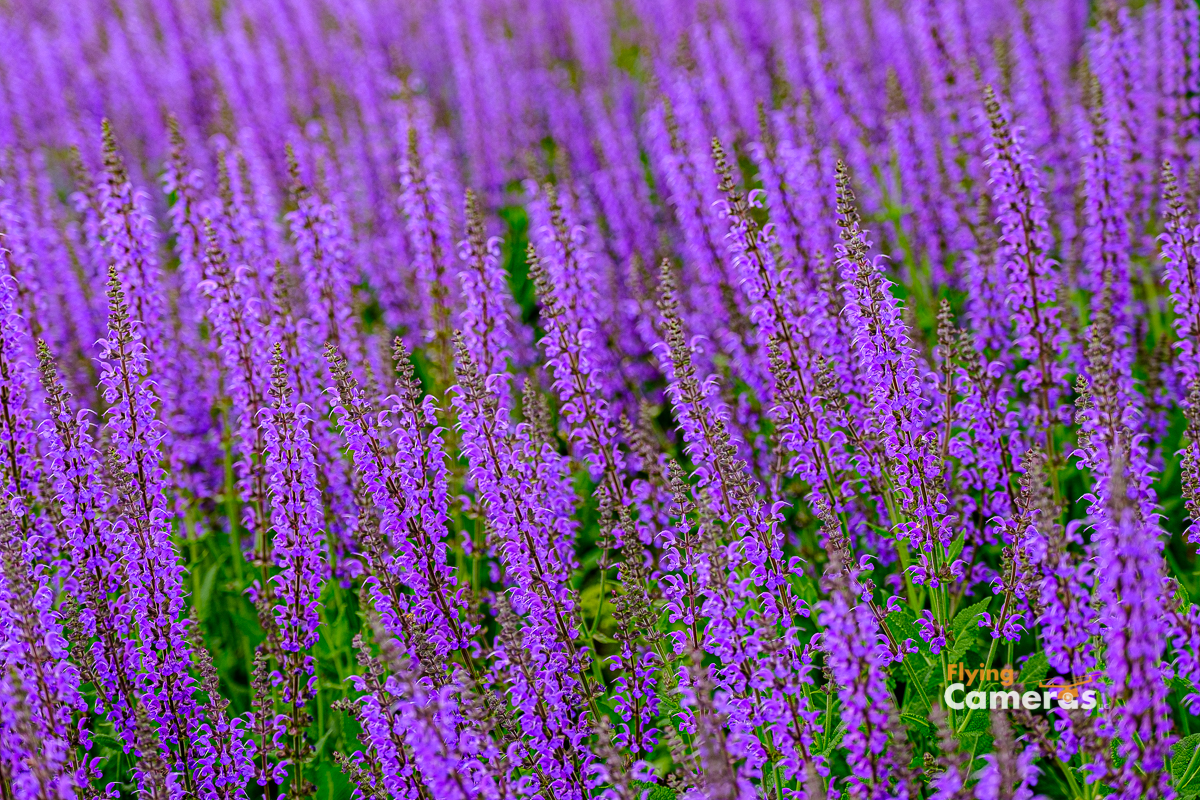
(260, 344, 327, 796)
(528, 185, 626, 492)
(0, 4, 1195, 799)
(982, 87, 1072, 453)
(99, 265, 204, 793)
(1092, 480, 1174, 797)
(399, 104, 460, 389)
(328, 342, 473, 669)
(37, 338, 144, 767)
(817, 559, 911, 800)
(835, 163, 950, 559)
(456, 189, 518, 398)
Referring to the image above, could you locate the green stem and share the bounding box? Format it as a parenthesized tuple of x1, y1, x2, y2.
(956, 637, 1000, 735)
(772, 757, 786, 800)
(222, 408, 244, 588)
(589, 561, 607, 637)
(1142, 265, 1166, 345)
(901, 657, 929, 710)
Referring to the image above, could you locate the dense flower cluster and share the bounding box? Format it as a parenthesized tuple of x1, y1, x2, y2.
(0, 1, 1199, 799)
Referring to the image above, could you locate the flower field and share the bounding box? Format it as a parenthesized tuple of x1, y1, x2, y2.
(0, 0, 1197, 798)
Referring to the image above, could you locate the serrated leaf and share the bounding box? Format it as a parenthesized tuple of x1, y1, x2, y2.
(813, 721, 847, 758)
(947, 633, 973, 662)
(1110, 736, 1126, 771)
(885, 606, 925, 654)
(630, 781, 676, 800)
(958, 700, 993, 733)
(1171, 733, 1200, 794)
(948, 599, 989, 661)
(900, 712, 935, 734)
(1173, 676, 1200, 701)
(1018, 652, 1050, 688)
(951, 598, 991, 638)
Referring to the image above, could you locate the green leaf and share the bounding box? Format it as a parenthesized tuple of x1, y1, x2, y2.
(1018, 652, 1050, 689)
(1171, 734, 1200, 795)
(947, 632, 975, 662)
(311, 725, 336, 758)
(792, 571, 821, 608)
(901, 661, 939, 717)
(885, 606, 925, 654)
(948, 599, 990, 661)
(957, 732, 994, 763)
(958, 700, 992, 733)
(1173, 676, 1200, 700)
(1111, 736, 1127, 772)
(947, 530, 966, 565)
(866, 521, 896, 538)
(88, 732, 122, 751)
(813, 720, 847, 758)
(951, 599, 991, 637)
(196, 562, 221, 612)
(630, 781, 676, 800)
(900, 711, 935, 734)
(578, 583, 605, 628)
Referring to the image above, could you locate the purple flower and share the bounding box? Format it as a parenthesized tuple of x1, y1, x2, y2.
(1092, 477, 1174, 797)
(100, 121, 215, 506)
(528, 184, 626, 491)
(327, 342, 473, 670)
(972, 711, 1040, 800)
(835, 163, 950, 558)
(37, 338, 144, 765)
(818, 559, 912, 800)
(1161, 165, 1200, 542)
(284, 146, 375, 390)
(456, 189, 519, 401)
(260, 343, 328, 795)
(982, 88, 1072, 455)
(399, 105, 460, 390)
(712, 137, 849, 520)
(99, 266, 205, 792)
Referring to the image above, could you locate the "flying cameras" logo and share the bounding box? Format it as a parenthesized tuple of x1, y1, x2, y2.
(941, 662, 1098, 711)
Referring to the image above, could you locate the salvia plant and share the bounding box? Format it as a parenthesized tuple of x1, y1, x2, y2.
(3, 0, 1200, 798)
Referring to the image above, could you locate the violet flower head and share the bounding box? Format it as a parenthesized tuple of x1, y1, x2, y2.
(982, 86, 1071, 447)
(2, 4, 1199, 798)
(100, 264, 204, 790)
(528, 186, 625, 491)
(818, 555, 912, 800)
(456, 188, 515, 386)
(399, 109, 459, 390)
(834, 162, 949, 557)
(37, 337, 146, 767)
(1093, 465, 1174, 797)
(0, 503, 85, 799)
(283, 146, 370, 385)
(262, 343, 327, 692)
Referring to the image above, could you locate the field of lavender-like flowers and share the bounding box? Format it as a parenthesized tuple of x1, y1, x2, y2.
(3, 0, 1200, 798)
